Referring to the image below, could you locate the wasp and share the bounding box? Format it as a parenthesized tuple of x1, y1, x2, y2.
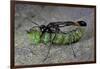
(26, 19, 87, 45)
(26, 18, 87, 60)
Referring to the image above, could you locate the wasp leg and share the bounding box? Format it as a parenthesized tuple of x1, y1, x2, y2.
(42, 33, 52, 62)
(70, 44, 77, 58)
(59, 30, 77, 58)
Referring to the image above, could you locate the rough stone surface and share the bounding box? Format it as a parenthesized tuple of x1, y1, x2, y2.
(14, 3, 95, 65)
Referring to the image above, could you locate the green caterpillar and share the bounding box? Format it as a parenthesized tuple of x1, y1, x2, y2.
(27, 27, 84, 45)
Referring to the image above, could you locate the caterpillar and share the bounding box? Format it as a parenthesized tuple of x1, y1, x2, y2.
(27, 26, 85, 45)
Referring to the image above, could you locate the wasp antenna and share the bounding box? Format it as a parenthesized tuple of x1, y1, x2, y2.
(25, 17, 40, 26)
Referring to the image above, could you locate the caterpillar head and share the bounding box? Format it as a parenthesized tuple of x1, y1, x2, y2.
(77, 21, 87, 26)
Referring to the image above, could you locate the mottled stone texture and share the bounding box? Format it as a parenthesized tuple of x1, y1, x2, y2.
(14, 3, 95, 65)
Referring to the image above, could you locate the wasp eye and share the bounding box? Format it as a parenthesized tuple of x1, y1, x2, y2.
(77, 21, 87, 26)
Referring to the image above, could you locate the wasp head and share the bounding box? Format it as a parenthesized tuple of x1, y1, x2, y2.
(40, 25, 46, 32)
